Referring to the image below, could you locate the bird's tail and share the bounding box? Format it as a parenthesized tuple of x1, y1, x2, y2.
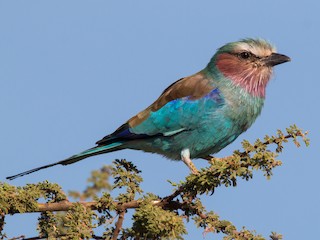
(6, 142, 124, 180)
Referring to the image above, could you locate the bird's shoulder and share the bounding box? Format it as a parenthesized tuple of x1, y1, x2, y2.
(128, 71, 216, 128)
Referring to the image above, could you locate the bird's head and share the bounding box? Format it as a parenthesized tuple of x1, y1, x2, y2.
(209, 38, 290, 98)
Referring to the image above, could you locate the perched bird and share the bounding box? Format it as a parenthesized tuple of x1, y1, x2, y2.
(7, 38, 290, 180)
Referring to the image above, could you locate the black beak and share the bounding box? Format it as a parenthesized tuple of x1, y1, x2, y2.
(263, 53, 291, 67)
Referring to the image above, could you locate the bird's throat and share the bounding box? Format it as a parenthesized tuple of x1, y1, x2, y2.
(215, 53, 272, 98)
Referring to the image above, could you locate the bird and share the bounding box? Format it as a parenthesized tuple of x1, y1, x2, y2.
(6, 38, 290, 180)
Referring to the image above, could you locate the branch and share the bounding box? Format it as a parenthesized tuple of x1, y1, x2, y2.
(0, 212, 5, 234)
(112, 211, 125, 240)
(6, 199, 159, 214)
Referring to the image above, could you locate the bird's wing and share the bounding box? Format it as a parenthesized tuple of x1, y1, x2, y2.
(96, 71, 222, 145)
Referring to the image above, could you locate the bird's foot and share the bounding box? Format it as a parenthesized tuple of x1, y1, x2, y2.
(181, 149, 199, 174)
(201, 155, 214, 161)
(202, 155, 233, 165)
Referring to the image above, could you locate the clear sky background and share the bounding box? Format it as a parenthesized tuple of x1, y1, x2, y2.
(0, 1, 318, 239)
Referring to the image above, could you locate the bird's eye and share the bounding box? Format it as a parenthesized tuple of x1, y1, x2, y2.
(239, 52, 251, 59)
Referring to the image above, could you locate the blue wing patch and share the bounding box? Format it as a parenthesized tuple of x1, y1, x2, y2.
(130, 88, 224, 136)
(96, 88, 224, 146)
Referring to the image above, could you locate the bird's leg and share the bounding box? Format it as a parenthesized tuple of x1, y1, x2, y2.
(181, 149, 199, 174)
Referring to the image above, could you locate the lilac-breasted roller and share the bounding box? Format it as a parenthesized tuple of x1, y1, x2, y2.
(7, 38, 290, 180)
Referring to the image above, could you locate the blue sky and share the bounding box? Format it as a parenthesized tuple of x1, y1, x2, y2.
(0, 1, 318, 239)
